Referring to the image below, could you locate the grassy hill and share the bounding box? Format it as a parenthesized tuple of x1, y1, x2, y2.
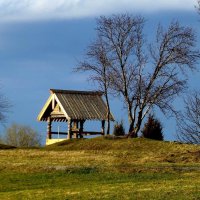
(0, 137, 199, 199)
(46, 137, 200, 166)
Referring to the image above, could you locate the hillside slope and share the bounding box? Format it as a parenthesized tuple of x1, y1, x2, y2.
(45, 137, 200, 164)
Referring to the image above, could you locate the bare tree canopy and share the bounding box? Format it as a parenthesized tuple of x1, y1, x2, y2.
(177, 91, 200, 144)
(97, 14, 200, 137)
(0, 89, 10, 124)
(76, 14, 200, 137)
(5, 124, 41, 147)
(75, 28, 112, 134)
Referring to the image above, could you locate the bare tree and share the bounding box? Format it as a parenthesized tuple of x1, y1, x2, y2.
(5, 124, 41, 147)
(89, 14, 200, 137)
(75, 38, 112, 134)
(177, 91, 200, 144)
(0, 89, 10, 124)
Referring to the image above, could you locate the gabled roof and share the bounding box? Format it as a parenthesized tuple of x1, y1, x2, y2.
(37, 89, 114, 122)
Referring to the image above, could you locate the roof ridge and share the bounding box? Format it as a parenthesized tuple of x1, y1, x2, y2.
(50, 89, 103, 96)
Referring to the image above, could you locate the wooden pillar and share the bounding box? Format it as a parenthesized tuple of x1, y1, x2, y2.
(101, 120, 105, 135)
(73, 120, 79, 139)
(79, 120, 84, 138)
(67, 119, 72, 139)
(47, 117, 52, 139)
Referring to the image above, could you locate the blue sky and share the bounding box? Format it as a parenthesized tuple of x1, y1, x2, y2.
(0, 0, 199, 142)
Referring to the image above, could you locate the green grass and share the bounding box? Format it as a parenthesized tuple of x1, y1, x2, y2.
(0, 137, 200, 199)
(0, 171, 200, 200)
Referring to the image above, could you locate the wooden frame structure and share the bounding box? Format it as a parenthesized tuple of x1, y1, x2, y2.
(37, 89, 114, 145)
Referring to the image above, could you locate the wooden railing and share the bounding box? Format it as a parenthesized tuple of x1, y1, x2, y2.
(51, 131, 103, 135)
(72, 130, 103, 135)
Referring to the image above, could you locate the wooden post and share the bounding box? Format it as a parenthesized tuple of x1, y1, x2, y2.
(47, 117, 52, 139)
(79, 120, 84, 138)
(73, 120, 79, 139)
(67, 119, 72, 139)
(101, 120, 105, 135)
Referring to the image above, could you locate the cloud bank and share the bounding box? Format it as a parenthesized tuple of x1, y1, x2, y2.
(0, 0, 197, 22)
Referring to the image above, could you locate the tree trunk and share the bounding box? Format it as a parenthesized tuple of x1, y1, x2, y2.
(128, 120, 134, 133)
(127, 109, 143, 138)
(127, 120, 137, 138)
(127, 106, 137, 137)
(107, 114, 110, 135)
(105, 89, 110, 135)
(133, 110, 143, 137)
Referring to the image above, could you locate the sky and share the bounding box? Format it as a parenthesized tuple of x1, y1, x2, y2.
(0, 0, 199, 143)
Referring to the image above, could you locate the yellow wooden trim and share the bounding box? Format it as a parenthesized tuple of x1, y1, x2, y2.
(37, 94, 54, 121)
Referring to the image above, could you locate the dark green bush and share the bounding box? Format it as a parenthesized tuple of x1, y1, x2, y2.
(113, 121, 125, 136)
(141, 115, 164, 141)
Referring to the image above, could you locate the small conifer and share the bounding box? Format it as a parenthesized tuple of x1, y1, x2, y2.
(141, 115, 164, 141)
(113, 121, 125, 136)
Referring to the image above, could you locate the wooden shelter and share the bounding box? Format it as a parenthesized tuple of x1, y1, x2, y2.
(37, 89, 114, 145)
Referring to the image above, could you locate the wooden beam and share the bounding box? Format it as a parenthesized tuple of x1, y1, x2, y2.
(71, 130, 102, 135)
(50, 131, 68, 135)
(67, 119, 72, 139)
(52, 94, 55, 109)
(47, 117, 52, 139)
(79, 120, 84, 138)
(101, 120, 105, 135)
(72, 120, 79, 139)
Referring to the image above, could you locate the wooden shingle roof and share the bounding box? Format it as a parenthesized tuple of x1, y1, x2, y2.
(37, 89, 114, 122)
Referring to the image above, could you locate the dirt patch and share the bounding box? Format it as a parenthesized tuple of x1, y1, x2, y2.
(163, 150, 200, 163)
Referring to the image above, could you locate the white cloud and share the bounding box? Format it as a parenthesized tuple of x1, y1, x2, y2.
(0, 0, 197, 22)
